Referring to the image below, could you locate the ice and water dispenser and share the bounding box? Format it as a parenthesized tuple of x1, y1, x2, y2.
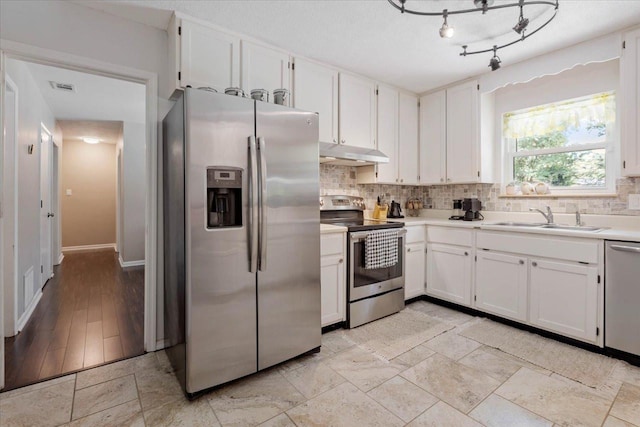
(206, 167, 242, 228)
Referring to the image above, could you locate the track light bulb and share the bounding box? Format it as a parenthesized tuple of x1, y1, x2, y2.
(439, 12, 454, 38)
(513, 16, 529, 34)
(488, 46, 501, 71)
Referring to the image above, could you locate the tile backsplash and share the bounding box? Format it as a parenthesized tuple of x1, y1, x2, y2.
(320, 164, 640, 216)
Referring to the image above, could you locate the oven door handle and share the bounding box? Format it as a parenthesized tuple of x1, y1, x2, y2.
(350, 228, 406, 242)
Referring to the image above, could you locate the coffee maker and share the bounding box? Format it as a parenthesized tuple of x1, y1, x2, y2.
(462, 197, 483, 221)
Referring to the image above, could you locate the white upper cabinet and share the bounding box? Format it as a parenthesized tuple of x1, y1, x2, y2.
(241, 41, 290, 100)
(293, 58, 338, 144)
(419, 90, 447, 184)
(339, 73, 376, 149)
(446, 80, 480, 183)
(398, 92, 420, 185)
(419, 81, 483, 184)
(621, 28, 640, 176)
(179, 19, 240, 92)
(376, 85, 399, 183)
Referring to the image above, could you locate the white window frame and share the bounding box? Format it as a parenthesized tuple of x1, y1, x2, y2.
(503, 95, 618, 196)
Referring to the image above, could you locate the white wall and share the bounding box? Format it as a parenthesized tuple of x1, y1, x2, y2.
(121, 122, 146, 264)
(5, 59, 55, 332)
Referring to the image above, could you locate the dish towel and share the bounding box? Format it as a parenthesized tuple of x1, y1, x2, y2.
(364, 230, 399, 269)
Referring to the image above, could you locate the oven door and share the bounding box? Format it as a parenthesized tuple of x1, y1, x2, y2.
(349, 229, 406, 302)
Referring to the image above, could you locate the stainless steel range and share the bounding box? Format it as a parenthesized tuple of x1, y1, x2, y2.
(320, 195, 405, 328)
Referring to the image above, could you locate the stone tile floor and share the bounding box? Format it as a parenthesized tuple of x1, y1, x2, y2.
(1, 300, 639, 427)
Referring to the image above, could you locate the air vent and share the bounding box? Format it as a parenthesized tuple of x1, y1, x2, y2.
(49, 81, 76, 92)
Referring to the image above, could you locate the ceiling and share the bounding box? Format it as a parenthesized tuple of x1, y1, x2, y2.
(77, 0, 640, 93)
(24, 61, 146, 123)
(57, 120, 123, 145)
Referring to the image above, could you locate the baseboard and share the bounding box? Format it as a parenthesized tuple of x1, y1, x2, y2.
(62, 243, 116, 253)
(16, 289, 43, 332)
(118, 255, 145, 268)
(57, 253, 64, 264)
(155, 338, 169, 350)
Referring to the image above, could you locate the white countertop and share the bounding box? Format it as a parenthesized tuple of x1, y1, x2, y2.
(386, 216, 640, 242)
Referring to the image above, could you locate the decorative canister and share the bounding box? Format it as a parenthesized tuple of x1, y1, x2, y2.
(251, 89, 269, 102)
(505, 182, 519, 195)
(521, 182, 535, 195)
(224, 87, 246, 97)
(535, 182, 550, 195)
(197, 87, 218, 93)
(273, 88, 290, 106)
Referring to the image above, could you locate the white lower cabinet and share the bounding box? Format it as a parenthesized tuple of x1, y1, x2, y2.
(426, 243, 472, 306)
(529, 258, 599, 343)
(321, 233, 346, 327)
(475, 250, 528, 322)
(404, 242, 425, 300)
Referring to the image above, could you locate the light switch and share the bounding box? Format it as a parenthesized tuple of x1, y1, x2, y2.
(66, 189, 72, 196)
(629, 194, 640, 210)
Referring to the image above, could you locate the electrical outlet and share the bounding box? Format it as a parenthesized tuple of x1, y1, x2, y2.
(629, 194, 640, 210)
(66, 189, 72, 196)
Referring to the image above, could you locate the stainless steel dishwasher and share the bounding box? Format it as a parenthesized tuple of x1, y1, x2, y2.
(605, 241, 640, 357)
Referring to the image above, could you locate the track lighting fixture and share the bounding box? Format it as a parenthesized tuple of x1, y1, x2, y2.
(439, 10, 454, 38)
(387, 0, 559, 70)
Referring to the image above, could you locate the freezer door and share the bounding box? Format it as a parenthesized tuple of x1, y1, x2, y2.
(256, 102, 321, 370)
(185, 89, 258, 393)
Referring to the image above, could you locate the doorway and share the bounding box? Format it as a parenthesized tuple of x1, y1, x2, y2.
(2, 58, 149, 391)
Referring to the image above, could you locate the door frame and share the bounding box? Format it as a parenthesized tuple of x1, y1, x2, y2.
(39, 123, 53, 288)
(0, 39, 160, 390)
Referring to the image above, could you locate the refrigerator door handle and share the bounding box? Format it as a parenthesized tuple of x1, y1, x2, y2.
(248, 136, 259, 273)
(258, 136, 268, 271)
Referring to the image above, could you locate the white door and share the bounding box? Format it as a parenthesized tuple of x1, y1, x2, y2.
(376, 85, 398, 183)
(398, 92, 419, 185)
(339, 73, 376, 149)
(404, 242, 425, 300)
(529, 258, 599, 343)
(293, 58, 338, 144)
(419, 90, 446, 184)
(446, 80, 479, 183)
(621, 28, 640, 176)
(426, 243, 472, 306)
(40, 126, 53, 287)
(241, 41, 290, 100)
(476, 251, 528, 321)
(180, 19, 240, 92)
(321, 254, 345, 327)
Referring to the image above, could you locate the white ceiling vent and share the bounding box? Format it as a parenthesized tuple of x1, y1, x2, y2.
(49, 81, 76, 92)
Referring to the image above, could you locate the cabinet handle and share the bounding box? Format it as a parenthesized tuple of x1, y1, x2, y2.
(407, 248, 411, 252)
(464, 251, 469, 256)
(400, 179, 404, 183)
(440, 178, 444, 182)
(341, 139, 346, 144)
(519, 260, 524, 265)
(532, 261, 538, 267)
(396, 178, 399, 182)
(333, 138, 337, 143)
(447, 178, 451, 182)
(339, 259, 343, 263)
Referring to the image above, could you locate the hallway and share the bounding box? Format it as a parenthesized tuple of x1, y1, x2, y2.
(3, 249, 144, 391)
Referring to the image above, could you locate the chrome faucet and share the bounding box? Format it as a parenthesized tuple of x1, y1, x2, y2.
(530, 206, 554, 224)
(575, 210, 582, 226)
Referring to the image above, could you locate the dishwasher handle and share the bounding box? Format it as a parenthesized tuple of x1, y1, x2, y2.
(610, 244, 640, 254)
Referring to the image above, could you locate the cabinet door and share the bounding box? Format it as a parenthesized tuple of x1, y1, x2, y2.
(405, 242, 425, 300)
(321, 254, 345, 327)
(241, 41, 290, 100)
(426, 243, 472, 306)
(529, 259, 598, 343)
(293, 58, 338, 144)
(446, 81, 479, 183)
(476, 251, 528, 321)
(376, 85, 399, 183)
(180, 20, 240, 92)
(621, 28, 640, 176)
(398, 92, 419, 185)
(339, 73, 376, 149)
(419, 91, 446, 184)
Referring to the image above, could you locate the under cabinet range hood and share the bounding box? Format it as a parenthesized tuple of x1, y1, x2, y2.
(319, 141, 389, 165)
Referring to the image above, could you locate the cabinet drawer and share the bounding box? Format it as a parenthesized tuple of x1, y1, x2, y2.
(426, 226, 473, 247)
(405, 226, 425, 244)
(476, 231, 599, 264)
(321, 233, 344, 256)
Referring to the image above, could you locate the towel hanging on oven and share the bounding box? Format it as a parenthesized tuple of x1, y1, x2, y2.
(364, 229, 399, 269)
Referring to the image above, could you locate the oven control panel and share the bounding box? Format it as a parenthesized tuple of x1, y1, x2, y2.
(320, 195, 365, 211)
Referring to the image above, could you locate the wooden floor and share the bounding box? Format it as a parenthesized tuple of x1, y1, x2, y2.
(3, 249, 144, 391)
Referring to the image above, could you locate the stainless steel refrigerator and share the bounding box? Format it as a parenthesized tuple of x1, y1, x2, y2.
(163, 88, 321, 397)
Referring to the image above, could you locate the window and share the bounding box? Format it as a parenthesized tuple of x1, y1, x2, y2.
(503, 91, 616, 194)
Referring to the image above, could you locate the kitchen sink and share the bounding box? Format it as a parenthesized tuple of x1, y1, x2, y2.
(539, 224, 607, 232)
(489, 222, 546, 227)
